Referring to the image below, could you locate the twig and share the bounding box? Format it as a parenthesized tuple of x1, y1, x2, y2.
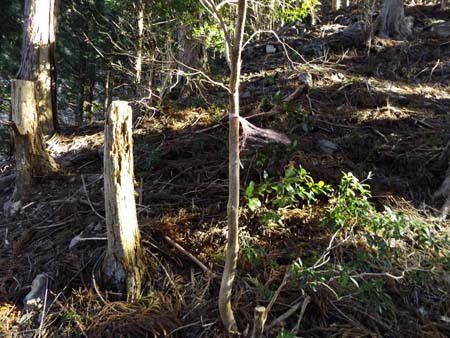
(37, 275, 49, 338)
(251, 271, 290, 335)
(412, 118, 435, 129)
(371, 128, 389, 143)
(429, 59, 440, 82)
(294, 296, 311, 333)
(167, 321, 202, 336)
(266, 299, 303, 330)
(246, 86, 307, 120)
(80, 175, 105, 220)
(148, 248, 184, 304)
(242, 29, 308, 67)
(92, 252, 109, 306)
(163, 235, 212, 276)
(138, 178, 143, 206)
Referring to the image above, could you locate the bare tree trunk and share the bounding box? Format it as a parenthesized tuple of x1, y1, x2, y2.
(104, 65, 112, 113)
(332, 0, 343, 11)
(102, 101, 144, 301)
(17, 0, 58, 135)
(218, 0, 247, 333)
(49, 0, 59, 131)
(375, 0, 413, 39)
(176, 23, 203, 100)
(135, 0, 145, 90)
(75, 47, 87, 126)
(11, 80, 57, 202)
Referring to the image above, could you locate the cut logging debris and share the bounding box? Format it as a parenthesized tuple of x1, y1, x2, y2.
(10, 79, 57, 202)
(102, 101, 145, 302)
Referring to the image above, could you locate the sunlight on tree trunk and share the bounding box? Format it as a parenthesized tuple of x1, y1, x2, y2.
(11, 80, 57, 201)
(102, 101, 145, 302)
(332, 0, 342, 11)
(17, 0, 58, 135)
(135, 0, 145, 89)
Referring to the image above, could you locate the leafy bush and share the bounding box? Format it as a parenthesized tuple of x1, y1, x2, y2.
(246, 170, 450, 321)
(327, 172, 449, 254)
(275, 0, 321, 23)
(245, 164, 331, 211)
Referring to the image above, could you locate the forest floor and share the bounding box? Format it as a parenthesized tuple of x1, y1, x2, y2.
(1, 5, 450, 338)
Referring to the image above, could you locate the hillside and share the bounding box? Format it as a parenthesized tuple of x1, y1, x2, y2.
(1, 5, 450, 338)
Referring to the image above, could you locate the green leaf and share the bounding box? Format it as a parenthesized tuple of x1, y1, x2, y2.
(248, 197, 262, 211)
(245, 181, 255, 198)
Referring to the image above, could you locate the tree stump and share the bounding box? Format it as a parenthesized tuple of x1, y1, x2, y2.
(102, 101, 144, 301)
(11, 80, 57, 202)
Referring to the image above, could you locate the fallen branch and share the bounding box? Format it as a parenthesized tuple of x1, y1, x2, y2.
(163, 235, 213, 276)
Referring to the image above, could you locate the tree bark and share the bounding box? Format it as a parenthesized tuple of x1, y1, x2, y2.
(375, 0, 413, 39)
(104, 64, 112, 113)
(218, 0, 247, 333)
(75, 46, 87, 126)
(176, 23, 204, 100)
(102, 101, 144, 301)
(135, 0, 145, 89)
(11, 80, 57, 201)
(332, 0, 343, 11)
(17, 0, 58, 135)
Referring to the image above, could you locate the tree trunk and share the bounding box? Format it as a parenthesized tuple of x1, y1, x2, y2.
(102, 101, 144, 301)
(375, 0, 413, 39)
(176, 23, 204, 100)
(218, 0, 247, 333)
(104, 65, 112, 113)
(11, 80, 57, 202)
(75, 47, 87, 126)
(135, 0, 145, 89)
(86, 62, 96, 124)
(49, 0, 59, 131)
(17, 0, 58, 135)
(332, 0, 343, 11)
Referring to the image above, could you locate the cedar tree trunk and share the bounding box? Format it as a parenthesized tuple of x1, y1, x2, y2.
(11, 80, 57, 201)
(376, 0, 413, 39)
(17, 0, 59, 135)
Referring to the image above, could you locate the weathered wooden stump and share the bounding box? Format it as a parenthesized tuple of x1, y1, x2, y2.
(102, 101, 144, 301)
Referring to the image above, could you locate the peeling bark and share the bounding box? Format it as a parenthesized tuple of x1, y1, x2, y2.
(11, 80, 58, 202)
(102, 101, 144, 301)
